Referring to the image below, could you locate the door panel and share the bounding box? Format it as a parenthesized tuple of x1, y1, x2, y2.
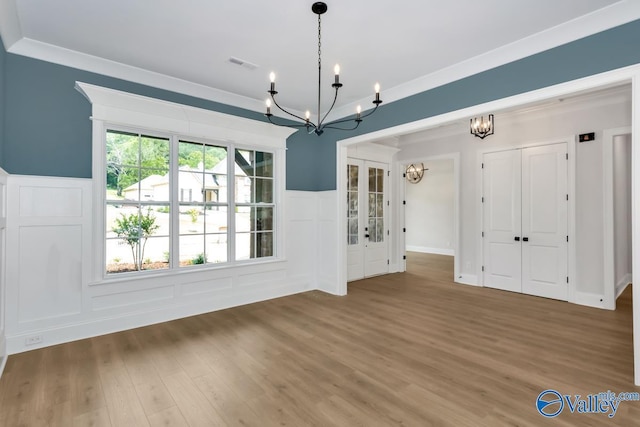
(483, 150, 522, 293)
(347, 160, 364, 281)
(364, 163, 388, 277)
(483, 143, 568, 301)
(347, 159, 389, 281)
(521, 144, 568, 300)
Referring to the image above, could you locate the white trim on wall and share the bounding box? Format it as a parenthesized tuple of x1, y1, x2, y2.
(0, 167, 7, 379)
(398, 152, 461, 283)
(603, 126, 632, 310)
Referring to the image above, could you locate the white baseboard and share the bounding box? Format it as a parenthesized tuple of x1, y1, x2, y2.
(0, 335, 6, 379)
(573, 291, 610, 310)
(615, 274, 632, 299)
(406, 246, 454, 256)
(455, 274, 480, 287)
(6, 280, 310, 354)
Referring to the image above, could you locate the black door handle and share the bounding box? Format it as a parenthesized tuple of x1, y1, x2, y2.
(523, 237, 529, 242)
(514, 237, 520, 241)
(365, 234, 370, 238)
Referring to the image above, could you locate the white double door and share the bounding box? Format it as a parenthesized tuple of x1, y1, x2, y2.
(347, 159, 389, 281)
(483, 143, 568, 300)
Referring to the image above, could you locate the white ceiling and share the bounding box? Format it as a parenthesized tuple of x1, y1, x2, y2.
(1, 0, 639, 120)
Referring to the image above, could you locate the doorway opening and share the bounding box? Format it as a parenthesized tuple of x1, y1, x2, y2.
(404, 158, 456, 277)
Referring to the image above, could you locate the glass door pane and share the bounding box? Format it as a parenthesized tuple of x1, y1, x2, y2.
(347, 164, 359, 245)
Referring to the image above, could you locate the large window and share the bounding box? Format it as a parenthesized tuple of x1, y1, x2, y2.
(104, 129, 276, 275)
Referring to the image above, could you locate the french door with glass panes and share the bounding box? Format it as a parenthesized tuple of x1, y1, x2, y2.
(347, 159, 389, 281)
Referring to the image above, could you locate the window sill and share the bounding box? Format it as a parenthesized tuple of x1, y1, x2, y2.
(88, 256, 287, 287)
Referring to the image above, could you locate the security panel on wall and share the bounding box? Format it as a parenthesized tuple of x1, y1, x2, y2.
(347, 159, 389, 281)
(482, 143, 568, 301)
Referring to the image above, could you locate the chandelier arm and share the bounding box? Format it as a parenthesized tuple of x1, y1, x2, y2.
(318, 87, 339, 129)
(265, 114, 313, 129)
(270, 94, 318, 130)
(321, 103, 380, 129)
(322, 120, 362, 132)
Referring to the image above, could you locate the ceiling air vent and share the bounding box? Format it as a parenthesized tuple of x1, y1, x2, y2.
(228, 57, 258, 71)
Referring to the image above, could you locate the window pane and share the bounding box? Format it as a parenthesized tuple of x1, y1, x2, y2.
(115, 167, 141, 201)
(376, 194, 384, 217)
(235, 149, 255, 178)
(140, 135, 170, 170)
(256, 178, 273, 203)
(236, 207, 251, 232)
(142, 236, 170, 271)
(256, 232, 273, 257)
(369, 218, 376, 241)
(368, 193, 376, 217)
(256, 207, 273, 231)
(205, 234, 227, 264)
(236, 177, 252, 203)
(236, 232, 252, 260)
(376, 168, 384, 192)
(205, 206, 228, 235)
(368, 167, 376, 192)
(179, 171, 204, 203)
(179, 205, 204, 234)
(152, 205, 171, 236)
(106, 206, 166, 273)
(139, 169, 169, 202)
(255, 152, 273, 177)
(178, 140, 203, 169)
(349, 165, 358, 190)
(107, 130, 139, 168)
(179, 235, 205, 266)
(376, 219, 384, 243)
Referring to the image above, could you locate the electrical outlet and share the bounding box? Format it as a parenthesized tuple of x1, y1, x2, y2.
(25, 335, 42, 346)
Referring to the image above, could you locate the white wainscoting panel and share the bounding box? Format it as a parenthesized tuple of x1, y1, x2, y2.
(18, 225, 83, 322)
(316, 190, 340, 295)
(4, 181, 320, 354)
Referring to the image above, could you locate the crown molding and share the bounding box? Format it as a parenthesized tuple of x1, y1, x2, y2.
(329, 0, 640, 120)
(2, 1, 640, 120)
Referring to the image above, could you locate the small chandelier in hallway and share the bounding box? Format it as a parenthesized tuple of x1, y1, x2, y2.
(470, 114, 494, 139)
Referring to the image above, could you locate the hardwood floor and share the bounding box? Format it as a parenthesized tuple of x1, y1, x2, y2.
(0, 252, 638, 426)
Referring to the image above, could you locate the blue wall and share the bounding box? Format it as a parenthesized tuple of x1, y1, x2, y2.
(1, 46, 319, 190)
(313, 18, 640, 190)
(3, 19, 640, 190)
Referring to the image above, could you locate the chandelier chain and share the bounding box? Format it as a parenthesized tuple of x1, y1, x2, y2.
(318, 14, 322, 68)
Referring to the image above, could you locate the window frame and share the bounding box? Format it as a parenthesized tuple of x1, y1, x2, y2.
(77, 81, 294, 284)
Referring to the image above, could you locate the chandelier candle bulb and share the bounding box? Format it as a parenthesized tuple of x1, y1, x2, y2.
(269, 72, 276, 92)
(374, 83, 381, 103)
(334, 64, 340, 84)
(356, 105, 362, 121)
(266, 99, 272, 115)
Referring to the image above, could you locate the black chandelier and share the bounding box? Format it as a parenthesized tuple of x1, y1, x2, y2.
(265, 2, 382, 136)
(470, 114, 494, 139)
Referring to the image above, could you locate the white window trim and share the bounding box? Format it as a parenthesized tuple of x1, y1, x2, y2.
(76, 82, 295, 284)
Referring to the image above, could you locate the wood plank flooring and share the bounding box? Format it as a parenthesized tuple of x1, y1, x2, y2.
(0, 252, 638, 426)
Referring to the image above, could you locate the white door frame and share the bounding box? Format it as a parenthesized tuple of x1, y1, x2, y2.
(336, 63, 640, 385)
(396, 152, 461, 282)
(603, 126, 633, 310)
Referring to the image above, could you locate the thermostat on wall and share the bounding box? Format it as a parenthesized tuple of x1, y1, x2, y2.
(578, 132, 595, 142)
